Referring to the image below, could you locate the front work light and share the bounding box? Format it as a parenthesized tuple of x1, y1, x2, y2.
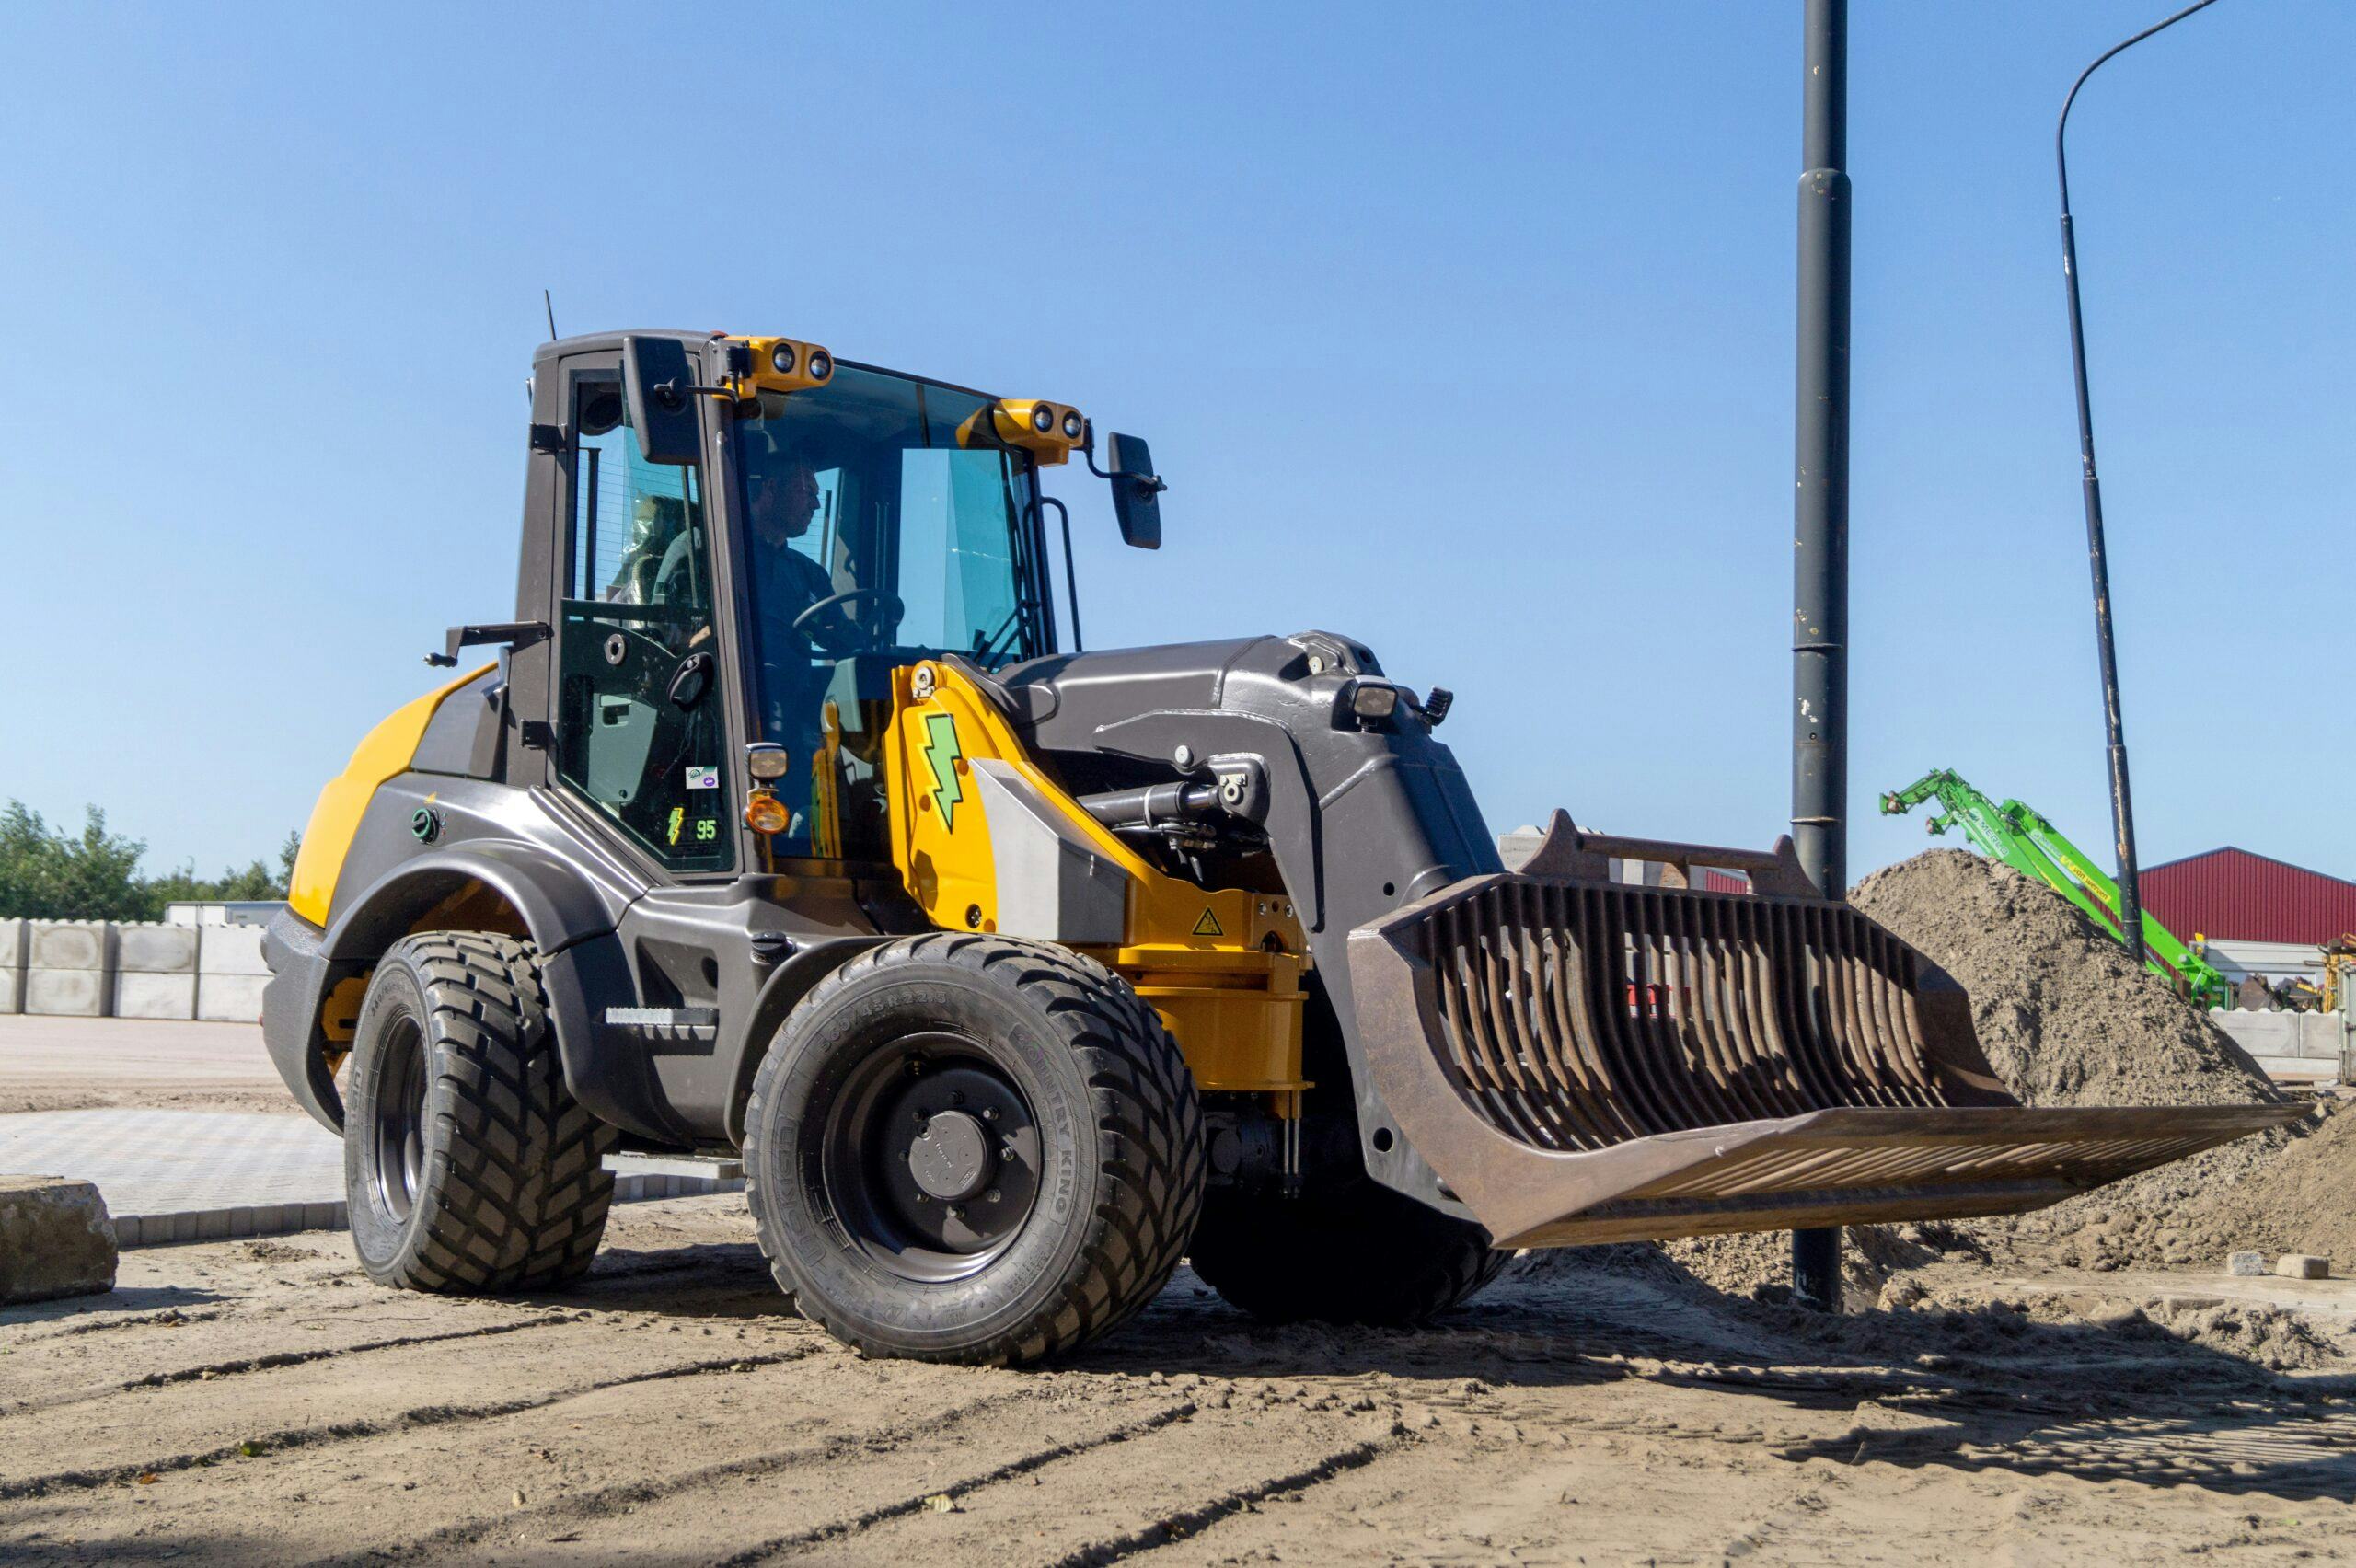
(730, 336, 834, 398)
(1350, 681, 1400, 721)
(964, 399, 1087, 465)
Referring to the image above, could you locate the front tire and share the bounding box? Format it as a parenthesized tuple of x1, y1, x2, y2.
(744, 935, 1205, 1365)
(343, 932, 617, 1292)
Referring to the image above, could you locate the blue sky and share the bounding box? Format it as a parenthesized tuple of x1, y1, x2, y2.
(2, 3, 2348, 886)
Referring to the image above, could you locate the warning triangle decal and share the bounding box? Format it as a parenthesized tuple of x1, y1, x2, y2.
(1192, 907, 1224, 938)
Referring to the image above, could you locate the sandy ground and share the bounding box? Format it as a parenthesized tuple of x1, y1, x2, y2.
(0, 1018, 295, 1116)
(6, 1197, 2356, 1566)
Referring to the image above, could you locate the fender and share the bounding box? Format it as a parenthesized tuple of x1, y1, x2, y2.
(321, 840, 616, 963)
(267, 841, 624, 1136)
(720, 935, 894, 1143)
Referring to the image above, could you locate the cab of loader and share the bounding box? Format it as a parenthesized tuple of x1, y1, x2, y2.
(260, 327, 2298, 1367)
(533, 337, 1147, 877)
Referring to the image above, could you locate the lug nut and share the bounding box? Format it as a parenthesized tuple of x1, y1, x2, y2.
(982, 1107, 999, 1122)
(984, 1188, 1001, 1203)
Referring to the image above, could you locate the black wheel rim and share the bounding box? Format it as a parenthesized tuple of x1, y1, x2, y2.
(815, 1030, 1042, 1284)
(372, 1016, 428, 1223)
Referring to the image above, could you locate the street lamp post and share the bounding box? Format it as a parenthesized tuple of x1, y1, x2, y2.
(2056, 0, 2223, 965)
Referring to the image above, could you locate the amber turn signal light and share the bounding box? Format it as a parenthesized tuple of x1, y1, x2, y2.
(745, 790, 791, 836)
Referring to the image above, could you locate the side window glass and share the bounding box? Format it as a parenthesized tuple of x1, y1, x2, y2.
(555, 380, 733, 871)
(895, 449, 1026, 661)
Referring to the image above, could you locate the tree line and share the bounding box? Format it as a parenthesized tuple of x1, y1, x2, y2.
(0, 801, 299, 922)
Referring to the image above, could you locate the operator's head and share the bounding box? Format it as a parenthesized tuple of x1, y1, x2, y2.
(749, 457, 820, 547)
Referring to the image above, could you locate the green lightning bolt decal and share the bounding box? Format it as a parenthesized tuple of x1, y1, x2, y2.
(920, 711, 964, 830)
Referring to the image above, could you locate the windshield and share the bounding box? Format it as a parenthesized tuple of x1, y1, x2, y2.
(732, 364, 1048, 857)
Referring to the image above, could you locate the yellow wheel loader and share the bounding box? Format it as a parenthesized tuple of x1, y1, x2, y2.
(261, 330, 2296, 1364)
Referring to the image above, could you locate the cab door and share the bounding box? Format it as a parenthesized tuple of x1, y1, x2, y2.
(550, 367, 738, 875)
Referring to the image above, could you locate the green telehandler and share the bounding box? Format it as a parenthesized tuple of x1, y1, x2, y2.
(1881, 768, 2231, 1010)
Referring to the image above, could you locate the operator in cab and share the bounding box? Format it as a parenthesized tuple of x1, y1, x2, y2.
(737, 423, 878, 842)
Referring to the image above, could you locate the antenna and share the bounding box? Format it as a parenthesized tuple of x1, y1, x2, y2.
(543, 289, 559, 342)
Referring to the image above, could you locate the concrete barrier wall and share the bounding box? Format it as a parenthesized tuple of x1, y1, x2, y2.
(0, 918, 268, 1023)
(0, 919, 23, 1015)
(26, 921, 117, 1018)
(197, 924, 270, 1023)
(2212, 1008, 2348, 1068)
(115, 922, 201, 1020)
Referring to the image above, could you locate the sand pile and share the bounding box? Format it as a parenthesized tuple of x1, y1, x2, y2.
(1848, 848, 2277, 1109)
(2163, 1098, 2356, 1268)
(1848, 849, 2302, 1273)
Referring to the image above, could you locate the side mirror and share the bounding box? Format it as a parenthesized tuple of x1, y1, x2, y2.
(621, 335, 703, 466)
(1104, 432, 1164, 550)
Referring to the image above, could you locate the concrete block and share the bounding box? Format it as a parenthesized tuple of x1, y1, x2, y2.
(29, 920, 116, 973)
(198, 923, 270, 977)
(0, 917, 24, 968)
(2276, 1254, 2331, 1280)
(0, 1176, 118, 1304)
(114, 971, 198, 1020)
(116, 922, 198, 974)
(2227, 1251, 2266, 1277)
(196, 971, 269, 1023)
(0, 967, 19, 1016)
(26, 968, 109, 1017)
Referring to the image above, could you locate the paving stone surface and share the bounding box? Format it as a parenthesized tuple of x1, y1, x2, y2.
(0, 1109, 342, 1216)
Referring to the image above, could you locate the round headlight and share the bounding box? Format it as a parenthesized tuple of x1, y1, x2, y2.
(1061, 410, 1084, 440)
(769, 343, 796, 375)
(807, 351, 831, 380)
(1031, 403, 1056, 433)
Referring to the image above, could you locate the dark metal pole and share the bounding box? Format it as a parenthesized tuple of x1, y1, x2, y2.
(1790, 0, 1850, 1314)
(2056, 0, 2220, 967)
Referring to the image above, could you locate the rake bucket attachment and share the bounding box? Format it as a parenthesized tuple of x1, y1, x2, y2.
(1346, 817, 2302, 1249)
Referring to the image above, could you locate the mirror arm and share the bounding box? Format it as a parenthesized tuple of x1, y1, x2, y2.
(1080, 424, 1167, 495)
(428, 619, 550, 669)
(1080, 425, 1117, 480)
(651, 378, 736, 409)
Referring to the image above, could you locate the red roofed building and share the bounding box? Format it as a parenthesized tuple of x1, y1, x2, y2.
(2139, 847, 2356, 946)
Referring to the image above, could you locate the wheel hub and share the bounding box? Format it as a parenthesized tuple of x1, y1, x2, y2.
(820, 1041, 1044, 1283)
(907, 1109, 993, 1202)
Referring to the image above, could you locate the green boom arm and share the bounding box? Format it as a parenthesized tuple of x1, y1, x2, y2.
(1880, 768, 2230, 1010)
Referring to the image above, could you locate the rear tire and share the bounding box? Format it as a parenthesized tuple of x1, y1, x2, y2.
(1188, 1180, 1507, 1326)
(744, 934, 1205, 1365)
(343, 932, 617, 1292)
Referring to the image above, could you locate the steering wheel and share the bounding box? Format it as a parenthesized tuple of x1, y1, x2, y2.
(791, 587, 907, 648)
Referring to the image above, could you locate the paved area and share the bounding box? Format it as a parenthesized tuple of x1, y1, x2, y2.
(0, 1016, 291, 1116)
(0, 1110, 340, 1217)
(0, 1107, 737, 1244)
(0, 1020, 741, 1242)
